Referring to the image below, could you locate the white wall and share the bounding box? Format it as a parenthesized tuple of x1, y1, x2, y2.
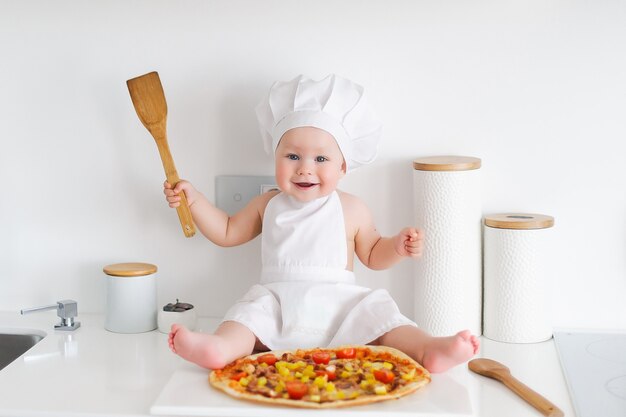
(1, 0, 624, 330)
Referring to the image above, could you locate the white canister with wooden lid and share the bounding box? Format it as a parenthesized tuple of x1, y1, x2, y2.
(103, 262, 158, 333)
(483, 214, 555, 343)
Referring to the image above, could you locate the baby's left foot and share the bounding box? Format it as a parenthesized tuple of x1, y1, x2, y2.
(168, 324, 229, 369)
(421, 330, 479, 373)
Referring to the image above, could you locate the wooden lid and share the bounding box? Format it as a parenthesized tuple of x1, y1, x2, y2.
(413, 156, 481, 171)
(103, 262, 157, 277)
(484, 213, 554, 230)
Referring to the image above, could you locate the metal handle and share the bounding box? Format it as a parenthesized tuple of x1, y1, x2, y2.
(21, 300, 81, 331)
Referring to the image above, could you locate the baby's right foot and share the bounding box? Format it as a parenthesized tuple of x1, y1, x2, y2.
(168, 324, 229, 369)
(421, 330, 479, 373)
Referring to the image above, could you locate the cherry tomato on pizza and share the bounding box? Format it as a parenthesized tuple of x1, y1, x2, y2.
(257, 353, 278, 366)
(312, 351, 331, 364)
(336, 347, 356, 359)
(286, 381, 309, 399)
(373, 368, 395, 384)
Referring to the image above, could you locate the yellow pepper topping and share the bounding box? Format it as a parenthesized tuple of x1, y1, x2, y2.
(374, 384, 387, 395)
(314, 375, 328, 387)
(275, 380, 285, 393)
(402, 368, 416, 380)
(303, 365, 316, 378)
(257, 377, 267, 387)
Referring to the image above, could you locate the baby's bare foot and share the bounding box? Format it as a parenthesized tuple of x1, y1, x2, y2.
(421, 330, 479, 373)
(168, 324, 181, 353)
(168, 324, 229, 369)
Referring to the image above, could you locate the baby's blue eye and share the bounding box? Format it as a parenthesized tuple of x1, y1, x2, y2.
(315, 156, 328, 163)
(287, 154, 299, 160)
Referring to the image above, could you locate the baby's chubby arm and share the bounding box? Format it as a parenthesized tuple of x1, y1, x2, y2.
(164, 180, 274, 247)
(362, 226, 424, 270)
(342, 192, 423, 270)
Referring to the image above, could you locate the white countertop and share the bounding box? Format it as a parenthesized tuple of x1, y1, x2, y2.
(0, 311, 575, 417)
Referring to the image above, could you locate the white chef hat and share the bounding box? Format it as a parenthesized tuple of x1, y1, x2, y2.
(256, 74, 382, 172)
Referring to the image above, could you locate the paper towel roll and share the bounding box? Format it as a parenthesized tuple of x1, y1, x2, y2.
(413, 156, 482, 336)
(483, 213, 555, 343)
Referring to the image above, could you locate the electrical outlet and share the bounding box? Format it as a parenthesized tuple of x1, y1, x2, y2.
(260, 184, 280, 194)
(215, 175, 278, 215)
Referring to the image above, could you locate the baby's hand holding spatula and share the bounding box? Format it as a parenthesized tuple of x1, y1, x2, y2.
(164, 180, 199, 208)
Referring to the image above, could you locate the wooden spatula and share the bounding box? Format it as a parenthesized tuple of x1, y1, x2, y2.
(468, 358, 564, 417)
(127, 71, 195, 237)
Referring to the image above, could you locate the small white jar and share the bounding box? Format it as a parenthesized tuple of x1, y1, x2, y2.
(103, 262, 158, 333)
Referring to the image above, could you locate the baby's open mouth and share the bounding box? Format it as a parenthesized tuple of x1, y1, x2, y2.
(295, 182, 318, 189)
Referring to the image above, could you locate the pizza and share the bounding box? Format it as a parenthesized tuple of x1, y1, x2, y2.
(209, 345, 430, 408)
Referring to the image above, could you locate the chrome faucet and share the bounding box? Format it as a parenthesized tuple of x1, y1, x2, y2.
(21, 300, 81, 331)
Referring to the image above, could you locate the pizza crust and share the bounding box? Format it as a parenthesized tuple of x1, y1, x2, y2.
(209, 345, 430, 409)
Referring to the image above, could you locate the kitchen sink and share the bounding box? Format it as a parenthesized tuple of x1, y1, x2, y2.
(0, 329, 46, 370)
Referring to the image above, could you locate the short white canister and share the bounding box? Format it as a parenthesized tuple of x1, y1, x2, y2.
(103, 262, 158, 333)
(483, 214, 555, 343)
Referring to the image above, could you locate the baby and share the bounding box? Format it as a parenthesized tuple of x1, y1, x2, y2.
(164, 74, 479, 373)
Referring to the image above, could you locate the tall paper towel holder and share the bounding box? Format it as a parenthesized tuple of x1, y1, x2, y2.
(413, 155, 483, 336)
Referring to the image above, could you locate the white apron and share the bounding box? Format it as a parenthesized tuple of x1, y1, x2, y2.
(222, 191, 416, 350)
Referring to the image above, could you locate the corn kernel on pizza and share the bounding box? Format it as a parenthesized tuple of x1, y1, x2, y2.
(209, 345, 430, 408)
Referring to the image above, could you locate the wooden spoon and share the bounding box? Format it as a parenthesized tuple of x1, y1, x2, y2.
(468, 358, 564, 417)
(127, 71, 195, 237)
